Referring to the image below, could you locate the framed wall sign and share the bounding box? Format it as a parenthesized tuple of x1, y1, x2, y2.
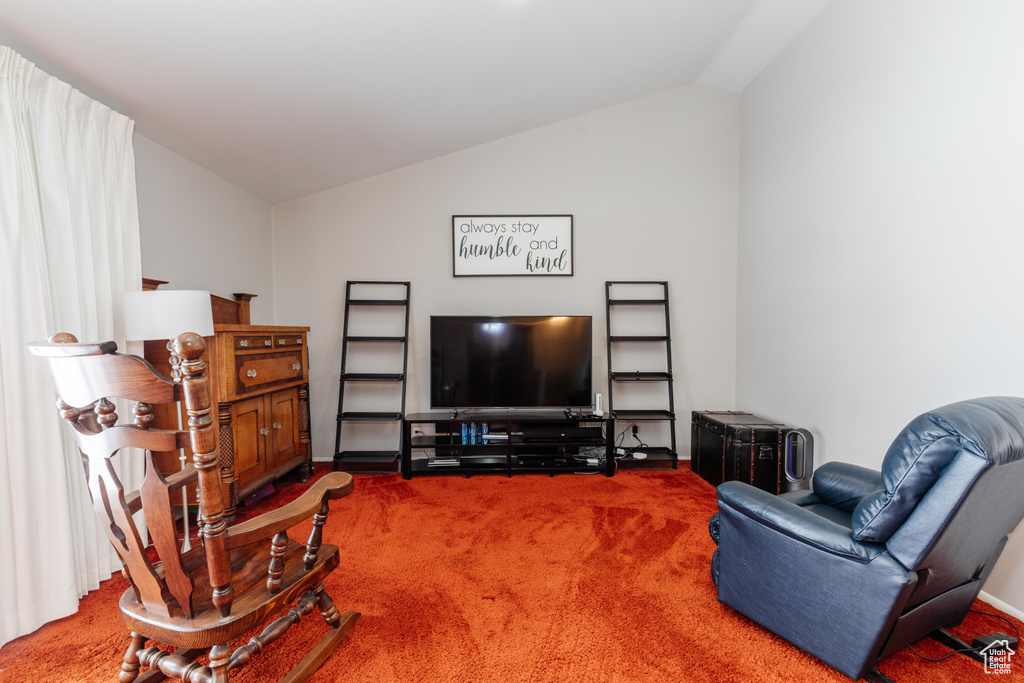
(452, 214, 574, 277)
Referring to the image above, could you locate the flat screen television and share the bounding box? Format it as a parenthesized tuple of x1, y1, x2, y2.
(430, 315, 593, 410)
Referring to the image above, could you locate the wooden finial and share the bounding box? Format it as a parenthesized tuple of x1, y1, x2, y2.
(170, 332, 206, 363)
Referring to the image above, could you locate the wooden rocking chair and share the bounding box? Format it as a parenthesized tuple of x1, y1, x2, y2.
(29, 332, 359, 683)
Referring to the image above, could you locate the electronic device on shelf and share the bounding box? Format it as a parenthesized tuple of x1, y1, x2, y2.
(429, 315, 593, 410)
(521, 425, 604, 441)
(481, 433, 509, 441)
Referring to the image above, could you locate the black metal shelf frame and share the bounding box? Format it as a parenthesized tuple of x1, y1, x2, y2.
(333, 281, 411, 473)
(605, 281, 678, 469)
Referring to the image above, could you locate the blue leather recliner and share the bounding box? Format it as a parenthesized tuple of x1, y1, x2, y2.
(710, 397, 1024, 680)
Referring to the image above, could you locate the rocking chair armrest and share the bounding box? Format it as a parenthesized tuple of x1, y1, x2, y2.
(224, 472, 354, 549)
(125, 463, 198, 515)
(164, 463, 198, 492)
(124, 491, 143, 516)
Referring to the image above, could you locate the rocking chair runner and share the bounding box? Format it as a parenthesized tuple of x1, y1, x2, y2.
(29, 332, 359, 683)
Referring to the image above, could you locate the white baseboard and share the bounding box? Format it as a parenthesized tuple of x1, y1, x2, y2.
(979, 590, 1024, 621)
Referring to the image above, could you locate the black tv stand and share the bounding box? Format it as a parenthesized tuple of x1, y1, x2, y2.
(402, 411, 614, 479)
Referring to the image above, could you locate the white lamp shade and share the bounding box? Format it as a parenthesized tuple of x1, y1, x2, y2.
(123, 290, 215, 341)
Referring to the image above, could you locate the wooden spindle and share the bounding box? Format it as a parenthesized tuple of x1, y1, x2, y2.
(226, 592, 318, 671)
(316, 583, 342, 628)
(133, 402, 154, 429)
(267, 531, 287, 593)
(174, 332, 233, 618)
(119, 632, 145, 683)
(208, 643, 230, 683)
(304, 501, 329, 570)
(95, 397, 117, 428)
(138, 646, 215, 683)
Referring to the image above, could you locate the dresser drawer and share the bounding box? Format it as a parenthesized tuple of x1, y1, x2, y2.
(273, 334, 304, 349)
(234, 350, 305, 395)
(235, 335, 273, 350)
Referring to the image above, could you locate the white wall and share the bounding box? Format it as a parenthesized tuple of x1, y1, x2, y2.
(738, 0, 1024, 614)
(135, 135, 274, 323)
(273, 84, 739, 465)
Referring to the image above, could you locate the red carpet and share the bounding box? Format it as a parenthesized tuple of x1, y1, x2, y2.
(0, 469, 1019, 682)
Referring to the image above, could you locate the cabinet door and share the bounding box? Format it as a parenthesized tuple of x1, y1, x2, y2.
(232, 396, 266, 489)
(268, 388, 299, 470)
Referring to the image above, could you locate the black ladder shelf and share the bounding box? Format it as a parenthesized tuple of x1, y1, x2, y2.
(605, 281, 678, 469)
(333, 281, 411, 473)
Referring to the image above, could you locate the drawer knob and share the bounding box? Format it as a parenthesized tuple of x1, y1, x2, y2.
(292, 363, 301, 371)
(273, 422, 282, 430)
(246, 369, 257, 378)
(278, 339, 285, 345)
(239, 339, 248, 347)
(260, 427, 269, 436)
(264, 339, 271, 346)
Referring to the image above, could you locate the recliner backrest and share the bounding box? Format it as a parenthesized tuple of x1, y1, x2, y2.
(850, 398, 1024, 543)
(883, 399, 1024, 602)
(850, 413, 969, 543)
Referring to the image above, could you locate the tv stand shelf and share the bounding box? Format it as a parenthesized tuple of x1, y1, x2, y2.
(402, 412, 614, 479)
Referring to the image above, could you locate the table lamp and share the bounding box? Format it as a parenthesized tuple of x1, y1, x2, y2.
(124, 289, 215, 379)
(123, 289, 214, 551)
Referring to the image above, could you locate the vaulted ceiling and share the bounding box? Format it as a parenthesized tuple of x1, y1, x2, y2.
(1, 0, 828, 204)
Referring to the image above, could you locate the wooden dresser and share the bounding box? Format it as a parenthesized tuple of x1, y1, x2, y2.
(210, 324, 310, 517)
(144, 280, 311, 518)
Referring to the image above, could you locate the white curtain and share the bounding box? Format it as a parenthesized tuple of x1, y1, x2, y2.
(0, 46, 143, 647)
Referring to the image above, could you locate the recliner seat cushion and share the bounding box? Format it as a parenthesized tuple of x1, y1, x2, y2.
(851, 414, 964, 543)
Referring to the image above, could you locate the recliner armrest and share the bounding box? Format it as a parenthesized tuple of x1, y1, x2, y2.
(812, 462, 883, 511)
(777, 489, 821, 507)
(717, 481, 887, 563)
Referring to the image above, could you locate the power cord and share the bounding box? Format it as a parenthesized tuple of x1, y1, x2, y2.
(907, 643, 973, 662)
(614, 423, 629, 446)
(630, 424, 648, 450)
(613, 424, 635, 458)
(907, 609, 1021, 662)
(613, 424, 650, 459)
(969, 609, 1020, 642)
